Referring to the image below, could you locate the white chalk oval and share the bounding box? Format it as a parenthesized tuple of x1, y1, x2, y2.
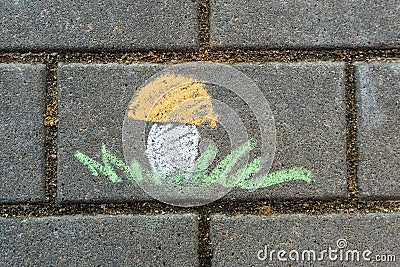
(145, 122, 200, 181)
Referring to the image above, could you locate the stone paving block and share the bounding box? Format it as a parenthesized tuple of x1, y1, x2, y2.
(0, 64, 45, 203)
(223, 62, 347, 200)
(211, 213, 400, 266)
(0, 214, 198, 266)
(58, 63, 162, 202)
(0, 0, 198, 51)
(59, 62, 346, 203)
(210, 0, 400, 49)
(356, 62, 400, 200)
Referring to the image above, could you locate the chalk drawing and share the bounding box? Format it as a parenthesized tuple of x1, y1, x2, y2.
(146, 123, 200, 181)
(121, 63, 281, 206)
(73, 65, 312, 194)
(73, 63, 314, 205)
(127, 73, 219, 183)
(128, 73, 217, 128)
(74, 141, 312, 190)
(74, 144, 133, 183)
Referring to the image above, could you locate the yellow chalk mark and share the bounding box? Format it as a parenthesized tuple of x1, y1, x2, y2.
(128, 73, 217, 128)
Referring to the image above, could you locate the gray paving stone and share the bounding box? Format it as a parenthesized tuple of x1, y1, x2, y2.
(210, 213, 400, 266)
(59, 62, 346, 203)
(0, 64, 45, 203)
(210, 0, 400, 49)
(224, 62, 347, 200)
(58, 63, 162, 202)
(0, 214, 199, 266)
(356, 62, 400, 200)
(0, 0, 198, 51)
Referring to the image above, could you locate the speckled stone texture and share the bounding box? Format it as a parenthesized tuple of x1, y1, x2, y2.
(0, 0, 199, 51)
(0, 64, 45, 203)
(210, 0, 400, 49)
(0, 214, 199, 266)
(223, 62, 347, 201)
(356, 62, 400, 200)
(57, 63, 163, 203)
(58, 62, 347, 203)
(211, 213, 400, 266)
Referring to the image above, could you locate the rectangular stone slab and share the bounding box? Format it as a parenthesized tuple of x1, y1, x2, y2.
(0, 0, 199, 51)
(223, 62, 347, 201)
(0, 214, 199, 266)
(356, 62, 400, 200)
(0, 63, 45, 203)
(58, 63, 162, 202)
(211, 213, 400, 266)
(210, 0, 400, 49)
(58, 62, 347, 203)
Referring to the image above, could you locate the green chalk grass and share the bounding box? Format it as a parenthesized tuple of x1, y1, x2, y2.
(74, 140, 312, 190)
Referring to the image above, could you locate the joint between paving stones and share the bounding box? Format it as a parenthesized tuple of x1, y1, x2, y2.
(198, 0, 211, 52)
(198, 210, 212, 267)
(44, 61, 58, 203)
(344, 62, 359, 202)
(1, 199, 399, 219)
(0, 201, 196, 218)
(0, 49, 399, 65)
